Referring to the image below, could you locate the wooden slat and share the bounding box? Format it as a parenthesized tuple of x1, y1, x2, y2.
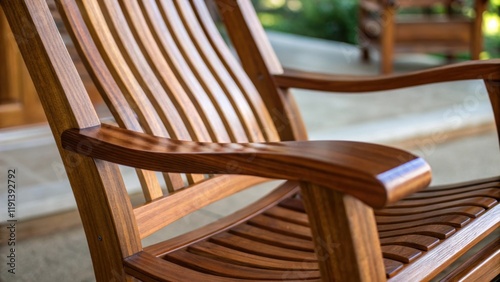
(389, 188, 499, 207)
(379, 234, 440, 251)
(139, 0, 231, 143)
(376, 197, 497, 215)
(58, 0, 167, 200)
(125, 251, 259, 282)
(158, 0, 248, 143)
(209, 232, 317, 262)
(388, 204, 500, 281)
(119, 0, 210, 143)
(190, 0, 280, 142)
(188, 240, 318, 270)
(375, 206, 486, 224)
(264, 206, 309, 226)
(119, 0, 210, 186)
(378, 224, 456, 239)
(165, 250, 320, 280)
(248, 215, 311, 239)
(405, 183, 499, 199)
(145, 181, 299, 256)
(230, 224, 315, 252)
(98, 0, 190, 193)
(439, 237, 500, 281)
(134, 175, 269, 239)
(381, 245, 422, 263)
(377, 214, 471, 231)
(384, 258, 404, 278)
(98, 0, 204, 189)
(216, 0, 307, 141)
(175, 0, 264, 143)
(64, 1, 176, 195)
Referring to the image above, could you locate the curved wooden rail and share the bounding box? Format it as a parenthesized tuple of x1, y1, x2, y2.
(61, 124, 431, 208)
(273, 60, 500, 92)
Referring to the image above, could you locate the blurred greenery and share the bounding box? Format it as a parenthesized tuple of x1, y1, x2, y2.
(251, 0, 499, 58)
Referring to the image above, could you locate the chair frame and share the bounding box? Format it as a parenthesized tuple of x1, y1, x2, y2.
(359, 0, 487, 73)
(1, 0, 499, 281)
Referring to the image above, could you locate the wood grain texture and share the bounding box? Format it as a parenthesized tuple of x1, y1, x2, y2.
(300, 183, 386, 281)
(388, 204, 500, 281)
(3, 0, 499, 280)
(1, 1, 140, 280)
(439, 237, 499, 282)
(274, 60, 500, 93)
(215, 0, 307, 141)
(61, 123, 431, 208)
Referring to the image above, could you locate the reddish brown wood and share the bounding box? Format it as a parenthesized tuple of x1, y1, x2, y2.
(300, 183, 386, 281)
(2, 0, 498, 281)
(61, 123, 431, 208)
(274, 60, 500, 93)
(439, 237, 500, 281)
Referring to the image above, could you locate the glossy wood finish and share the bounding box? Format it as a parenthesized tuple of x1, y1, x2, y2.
(2, 0, 499, 281)
(61, 123, 431, 208)
(274, 60, 500, 93)
(300, 183, 386, 281)
(0, 1, 139, 280)
(439, 237, 500, 282)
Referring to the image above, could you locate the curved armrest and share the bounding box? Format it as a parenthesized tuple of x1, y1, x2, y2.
(61, 124, 431, 208)
(273, 59, 500, 93)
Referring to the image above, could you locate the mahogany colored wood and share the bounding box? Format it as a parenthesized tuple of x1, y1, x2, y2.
(61, 123, 431, 209)
(274, 60, 500, 93)
(1, 0, 498, 281)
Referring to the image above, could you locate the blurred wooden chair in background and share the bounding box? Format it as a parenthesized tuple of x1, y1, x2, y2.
(1, 0, 499, 281)
(359, 0, 487, 73)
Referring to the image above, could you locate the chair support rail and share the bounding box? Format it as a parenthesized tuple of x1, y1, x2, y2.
(274, 60, 500, 92)
(61, 124, 431, 208)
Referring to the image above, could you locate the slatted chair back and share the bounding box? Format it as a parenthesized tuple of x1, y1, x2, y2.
(59, 0, 285, 195)
(1, 0, 306, 279)
(4, 0, 499, 281)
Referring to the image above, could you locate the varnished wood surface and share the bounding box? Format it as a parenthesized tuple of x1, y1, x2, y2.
(140, 178, 498, 280)
(300, 183, 386, 281)
(2, 0, 499, 280)
(61, 123, 431, 208)
(439, 237, 500, 282)
(274, 60, 500, 93)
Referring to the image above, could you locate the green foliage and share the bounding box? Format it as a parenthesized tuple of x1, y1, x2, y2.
(252, 0, 499, 58)
(252, 0, 359, 44)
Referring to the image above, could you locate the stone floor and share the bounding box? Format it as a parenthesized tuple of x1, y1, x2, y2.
(0, 31, 499, 281)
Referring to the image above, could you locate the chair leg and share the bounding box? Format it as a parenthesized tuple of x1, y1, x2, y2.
(300, 183, 386, 282)
(485, 79, 500, 147)
(380, 6, 395, 74)
(471, 0, 487, 60)
(361, 46, 370, 63)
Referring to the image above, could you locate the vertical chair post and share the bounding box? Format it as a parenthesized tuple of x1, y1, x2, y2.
(485, 79, 500, 147)
(300, 183, 386, 282)
(471, 0, 487, 60)
(380, 3, 395, 74)
(0, 0, 142, 280)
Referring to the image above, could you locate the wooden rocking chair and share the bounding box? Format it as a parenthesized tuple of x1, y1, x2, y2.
(2, 0, 499, 281)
